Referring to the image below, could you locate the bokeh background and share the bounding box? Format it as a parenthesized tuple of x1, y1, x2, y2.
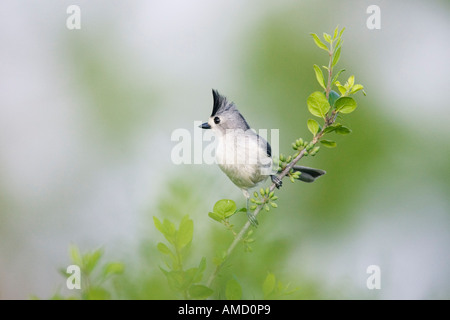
(1, 0, 449, 299)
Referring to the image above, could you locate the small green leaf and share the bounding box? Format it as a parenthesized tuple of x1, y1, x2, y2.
(332, 69, 346, 85)
(335, 96, 357, 114)
(236, 207, 247, 213)
(347, 75, 355, 87)
(208, 211, 223, 222)
(263, 273, 276, 298)
(335, 125, 352, 135)
(270, 202, 278, 208)
(350, 84, 364, 94)
(176, 215, 193, 249)
(83, 249, 103, 274)
(313, 64, 326, 90)
(103, 262, 125, 276)
(333, 26, 339, 39)
(323, 32, 332, 43)
(320, 140, 337, 148)
(339, 27, 345, 39)
(157, 242, 172, 255)
(328, 90, 340, 107)
(154, 217, 177, 244)
(188, 285, 213, 300)
(332, 46, 341, 67)
(307, 119, 320, 135)
(310, 33, 328, 51)
(323, 125, 337, 134)
(193, 257, 207, 283)
(69, 245, 82, 266)
(213, 199, 237, 218)
(307, 91, 330, 118)
(226, 279, 242, 300)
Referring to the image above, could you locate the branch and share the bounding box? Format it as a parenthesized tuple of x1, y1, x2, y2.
(206, 29, 346, 289)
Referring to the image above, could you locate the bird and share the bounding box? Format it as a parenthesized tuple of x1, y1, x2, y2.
(200, 89, 325, 225)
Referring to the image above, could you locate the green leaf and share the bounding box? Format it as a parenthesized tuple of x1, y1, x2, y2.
(154, 217, 176, 244)
(323, 125, 337, 134)
(164, 270, 185, 291)
(335, 96, 357, 114)
(193, 257, 207, 283)
(103, 262, 125, 277)
(350, 84, 364, 94)
(263, 273, 276, 298)
(320, 139, 337, 148)
(332, 46, 341, 67)
(213, 199, 237, 218)
(176, 215, 193, 249)
(333, 26, 339, 39)
(208, 211, 223, 222)
(188, 285, 214, 300)
(335, 125, 352, 135)
(83, 249, 103, 274)
(157, 242, 172, 255)
(323, 32, 331, 43)
(339, 27, 345, 39)
(307, 91, 330, 118)
(328, 90, 340, 107)
(334, 81, 347, 96)
(226, 279, 242, 300)
(310, 33, 328, 51)
(313, 64, 326, 90)
(307, 119, 320, 135)
(69, 245, 82, 266)
(347, 75, 355, 87)
(236, 207, 247, 213)
(332, 69, 345, 85)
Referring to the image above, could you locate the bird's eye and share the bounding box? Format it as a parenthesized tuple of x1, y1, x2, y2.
(214, 116, 220, 124)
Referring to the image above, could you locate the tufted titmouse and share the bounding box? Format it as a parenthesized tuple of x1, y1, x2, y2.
(200, 89, 325, 224)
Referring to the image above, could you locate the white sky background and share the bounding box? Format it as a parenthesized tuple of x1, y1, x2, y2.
(0, 0, 449, 299)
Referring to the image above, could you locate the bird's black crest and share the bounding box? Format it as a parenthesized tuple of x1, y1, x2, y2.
(211, 89, 228, 117)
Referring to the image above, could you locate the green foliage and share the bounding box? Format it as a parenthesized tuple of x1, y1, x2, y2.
(154, 215, 212, 299)
(262, 272, 298, 299)
(307, 91, 330, 118)
(313, 64, 326, 90)
(335, 96, 357, 114)
(307, 119, 320, 136)
(226, 279, 243, 300)
(47, 245, 124, 300)
(320, 139, 337, 148)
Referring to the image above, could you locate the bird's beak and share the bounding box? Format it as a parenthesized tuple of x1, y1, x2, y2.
(199, 122, 211, 129)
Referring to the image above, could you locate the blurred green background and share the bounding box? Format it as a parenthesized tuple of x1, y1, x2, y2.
(1, 0, 449, 299)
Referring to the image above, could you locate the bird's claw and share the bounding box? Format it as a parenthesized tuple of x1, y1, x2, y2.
(271, 175, 282, 189)
(247, 210, 259, 227)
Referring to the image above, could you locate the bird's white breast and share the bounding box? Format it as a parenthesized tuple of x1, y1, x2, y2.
(215, 131, 272, 190)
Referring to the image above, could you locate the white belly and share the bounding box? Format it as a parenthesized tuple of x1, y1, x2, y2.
(215, 133, 272, 189)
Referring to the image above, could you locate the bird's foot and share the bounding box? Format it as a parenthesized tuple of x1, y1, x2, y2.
(271, 175, 282, 189)
(246, 210, 259, 227)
